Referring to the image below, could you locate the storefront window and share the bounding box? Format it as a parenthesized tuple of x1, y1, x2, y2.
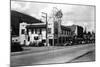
(48, 28, 51, 34)
(21, 29, 25, 34)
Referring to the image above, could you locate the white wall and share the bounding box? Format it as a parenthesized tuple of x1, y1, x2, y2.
(19, 22, 27, 45)
(12, 37, 19, 42)
(42, 28, 46, 39)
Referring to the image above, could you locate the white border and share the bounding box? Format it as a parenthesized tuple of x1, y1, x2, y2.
(0, 0, 98, 67)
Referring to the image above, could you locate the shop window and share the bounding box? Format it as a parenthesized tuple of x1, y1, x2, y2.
(12, 40, 14, 42)
(37, 29, 40, 34)
(21, 29, 25, 34)
(48, 28, 51, 34)
(16, 39, 18, 41)
(35, 29, 37, 34)
(28, 36, 30, 41)
(62, 30, 63, 34)
(40, 29, 42, 34)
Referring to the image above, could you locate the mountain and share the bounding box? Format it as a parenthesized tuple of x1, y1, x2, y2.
(11, 10, 43, 36)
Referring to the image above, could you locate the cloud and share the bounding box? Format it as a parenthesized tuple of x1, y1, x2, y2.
(61, 5, 95, 31)
(11, 1, 95, 31)
(63, 5, 95, 22)
(11, 1, 21, 9)
(11, 1, 31, 11)
(62, 21, 74, 26)
(39, 4, 73, 17)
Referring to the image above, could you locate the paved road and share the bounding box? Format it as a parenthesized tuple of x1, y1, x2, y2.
(11, 44, 95, 67)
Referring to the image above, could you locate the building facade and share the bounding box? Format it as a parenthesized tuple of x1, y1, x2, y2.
(19, 22, 80, 46)
(18, 8, 84, 46)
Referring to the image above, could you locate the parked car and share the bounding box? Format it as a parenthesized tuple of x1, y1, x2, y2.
(64, 41, 72, 46)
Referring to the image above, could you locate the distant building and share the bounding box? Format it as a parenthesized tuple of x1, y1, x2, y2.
(67, 25, 84, 38)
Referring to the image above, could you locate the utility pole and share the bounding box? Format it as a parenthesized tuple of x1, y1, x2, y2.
(41, 12, 49, 47)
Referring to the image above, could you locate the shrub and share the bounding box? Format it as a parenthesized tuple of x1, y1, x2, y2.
(11, 42, 23, 52)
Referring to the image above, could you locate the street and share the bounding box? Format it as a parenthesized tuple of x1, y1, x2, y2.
(11, 44, 95, 67)
(69, 50, 95, 63)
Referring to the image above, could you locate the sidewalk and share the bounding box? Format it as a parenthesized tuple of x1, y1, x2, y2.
(11, 44, 94, 56)
(11, 46, 66, 56)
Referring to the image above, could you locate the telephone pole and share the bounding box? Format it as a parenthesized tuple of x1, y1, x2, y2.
(41, 12, 49, 46)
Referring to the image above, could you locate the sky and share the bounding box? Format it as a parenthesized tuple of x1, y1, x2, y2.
(11, 1, 96, 32)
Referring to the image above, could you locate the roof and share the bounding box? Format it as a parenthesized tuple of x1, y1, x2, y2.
(11, 10, 44, 35)
(26, 23, 46, 29)
(66, 25, 77, 32)
(66, 25, 83, 32)
(61, 25, 71, 31)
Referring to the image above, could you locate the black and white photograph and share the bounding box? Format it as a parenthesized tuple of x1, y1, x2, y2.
(10, 0, 95, 67)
